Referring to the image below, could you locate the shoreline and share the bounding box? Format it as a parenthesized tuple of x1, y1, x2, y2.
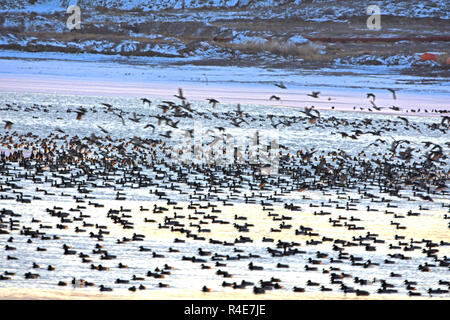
(1, 49, 448, 117)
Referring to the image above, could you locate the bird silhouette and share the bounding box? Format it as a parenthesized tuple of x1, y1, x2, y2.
(301, 107, 320, 119)
(274, 82, 287, 89)
(307, 91, 320, 98)
(3, 121, 14, 130)
(387, 88, 397, 100)
(174, 88, 186, 100)
(144, 124, 155, 133)
(97, 125, 109, 134)
(207, 98, 219, 108)
(141, 98, 152, 105)
(75, 107, 87, 121)
(270, 95, 281, 101)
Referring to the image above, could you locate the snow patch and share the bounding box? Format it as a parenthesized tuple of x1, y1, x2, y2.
(286, 35, 309, 45)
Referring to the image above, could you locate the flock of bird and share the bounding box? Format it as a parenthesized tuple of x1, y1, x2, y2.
(0, 87, 449, 298)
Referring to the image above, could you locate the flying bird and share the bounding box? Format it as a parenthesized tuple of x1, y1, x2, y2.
(3, 120, 13, 130)
(168, 120, 180, 129)
(387, 88, 397, 100)
(129, 112, 143, 123)
(141, 98, 152, 106)
(158, 104, 170, 114)
(160, 131, 172, 139)
(301, 107, 320, 119)
(234, 104, 243, 116)
(101, 103, 113, 110)
(367, 93, 376, 101)
(207, 98, 219, 108)
(97, 125, 109, 134)
(307, 91, 320, 98)
(144, 123, 155, 133)
(174, 88, 186, 100)
(441, 116, 450, 126)
(274, 82, 287, 89)
(114, 112, 125, 125)
(389, 138, 410, 153)
(75, 107, 87, 120)
(398, 117, 409, 125)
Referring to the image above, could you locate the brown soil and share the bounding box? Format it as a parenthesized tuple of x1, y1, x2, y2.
(1, 5, 449, 77)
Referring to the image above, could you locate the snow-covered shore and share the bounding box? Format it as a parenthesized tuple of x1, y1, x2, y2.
(1, 50, 448, 116)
